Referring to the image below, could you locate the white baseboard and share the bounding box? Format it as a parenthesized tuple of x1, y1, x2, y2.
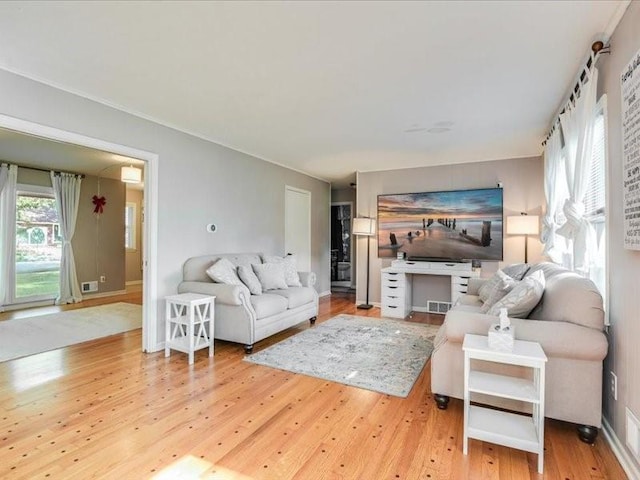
(148, 341, 165, 353)
(603, 416, 640, 480)
(125, 280, 143, 286)
(319, 290, 331, 297)
(82, 289, 127, 300)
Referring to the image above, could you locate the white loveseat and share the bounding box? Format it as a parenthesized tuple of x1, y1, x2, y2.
(177, 253, 318, 353)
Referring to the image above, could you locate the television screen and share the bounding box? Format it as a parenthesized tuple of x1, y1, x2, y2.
(377, 187, 503, 261)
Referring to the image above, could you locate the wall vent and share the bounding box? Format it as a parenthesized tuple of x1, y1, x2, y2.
(81, 281, 98, 293)
(427, 300, 451, 315)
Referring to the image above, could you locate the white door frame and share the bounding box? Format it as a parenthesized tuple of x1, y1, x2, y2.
(331, 201, 354, 286)
(0, 113, 159, 353)
(285, 185, 311, 271)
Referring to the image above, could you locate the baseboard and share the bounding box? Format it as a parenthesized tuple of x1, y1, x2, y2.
(602, 416, 640, 480)
(319, 290, 332, 297)
(82, 289, 127, 300)
(125, 280, 143, 286)
(148, 341, 165, 353)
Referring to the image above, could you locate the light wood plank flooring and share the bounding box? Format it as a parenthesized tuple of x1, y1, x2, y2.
(0, 292, 626, 479)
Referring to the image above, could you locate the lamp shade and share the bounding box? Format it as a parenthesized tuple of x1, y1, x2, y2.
(506, 215, 539, 235)
(121, 166, 142, 183)
(352, 217, 375, 236)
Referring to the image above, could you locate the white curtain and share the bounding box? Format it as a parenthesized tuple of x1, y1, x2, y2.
(0, 164, 18, 309)
(540, 128, 567, 263)
(557, 64, 599, 274)
(51, 172, 83, 304)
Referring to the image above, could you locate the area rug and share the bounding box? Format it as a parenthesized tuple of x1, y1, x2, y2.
(0, 302, 142, 362)
(244, 314, 440, 397)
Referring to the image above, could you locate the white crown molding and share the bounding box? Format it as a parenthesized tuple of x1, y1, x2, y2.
(604, 0, 632, 41)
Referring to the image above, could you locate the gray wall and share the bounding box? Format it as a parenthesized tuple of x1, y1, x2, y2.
(355, 156, 544, 305)
(599, 1, 640, 472)
(125, 187, 143, 283)
(73, 175, 125, 293)
(0, 69, 331, 345)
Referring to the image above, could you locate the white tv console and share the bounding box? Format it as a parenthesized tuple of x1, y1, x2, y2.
(380, 260, 480, 319)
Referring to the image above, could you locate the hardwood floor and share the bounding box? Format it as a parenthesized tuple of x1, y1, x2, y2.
(0, 292, 626, 479)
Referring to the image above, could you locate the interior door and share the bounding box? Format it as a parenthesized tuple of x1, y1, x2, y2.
(285, 186, 311, 271)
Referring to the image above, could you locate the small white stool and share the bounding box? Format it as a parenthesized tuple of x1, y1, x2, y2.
(165, 293, 215, 365)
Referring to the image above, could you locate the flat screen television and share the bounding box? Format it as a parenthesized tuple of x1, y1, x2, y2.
(377, 187, 503, 261)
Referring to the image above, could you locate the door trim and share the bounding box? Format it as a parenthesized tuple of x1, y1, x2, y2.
(285, 185, 311, 271)
(0, 113, 159, 353)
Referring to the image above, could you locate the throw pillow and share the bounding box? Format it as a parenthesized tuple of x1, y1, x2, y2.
(501, 263, 531, 281)
(487, 270, 546, 318)
(480, 270, 518, 313)
(237, 265, 263, 295)
(478, 271, 504, 303)
(205, 257, 243, 286)
(263, 254, 302, 287)
(252, 263, 288, 291)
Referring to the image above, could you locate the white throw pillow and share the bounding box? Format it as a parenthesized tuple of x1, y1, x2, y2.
(478, 271, 504, 303)
(252, 263, 288, 291)
(263, 254, 302, 287)
(487, 270, 545, 318)
(205, 257, 243, 286)
(237, 265, 263, 295)
(480, 270, 518, 313)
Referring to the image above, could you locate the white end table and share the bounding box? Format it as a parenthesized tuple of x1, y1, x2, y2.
(462, 333, 548, 474)
(165, 293, 215, 365)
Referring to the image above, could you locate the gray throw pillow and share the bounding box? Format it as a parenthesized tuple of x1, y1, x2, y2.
(263, 254, 302, 287)
(478, 271, 504, 303)
(205, 257, 243, 286)
(480, 270, 518, 313)
(502, 263, 531, 281)
(487, 270, 545, 318)
(237, 265, 262, 295)
(252, 263, 288, 291)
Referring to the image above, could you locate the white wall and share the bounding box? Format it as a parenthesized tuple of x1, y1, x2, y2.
(0, 69, 331, 346)
(355, 156, 544, 305)
(598, 1, 640, 473)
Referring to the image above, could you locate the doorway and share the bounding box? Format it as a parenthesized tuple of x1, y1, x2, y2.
(331, 202, 353, 289)
(285, 186, 311, 270)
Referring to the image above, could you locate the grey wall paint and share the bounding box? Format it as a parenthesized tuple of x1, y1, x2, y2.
(0, 69, 331, 345)
(16, 167, 51, 187)
(599, 1, 640, 471)
(355, 156, 544, 305)
(125, 187, 143, 283)
(73, 175, 125, 293)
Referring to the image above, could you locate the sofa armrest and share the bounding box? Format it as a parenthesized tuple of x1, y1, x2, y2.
(178, 281, 251, 306)
(443, 309, 497, 342)
(467, 278, 486, 296)
(298, 271, 316, 288)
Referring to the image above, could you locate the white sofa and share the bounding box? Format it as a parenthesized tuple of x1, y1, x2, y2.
(430, 262, 608, 443)
(177, 253, 318, 353)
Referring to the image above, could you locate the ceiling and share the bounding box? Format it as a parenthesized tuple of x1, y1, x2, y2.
(0, 1, 628, 187)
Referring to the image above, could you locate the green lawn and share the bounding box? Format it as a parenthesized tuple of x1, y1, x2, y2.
(16, 270, 60, 298)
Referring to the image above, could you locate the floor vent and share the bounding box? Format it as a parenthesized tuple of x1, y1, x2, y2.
(427, 300, 451, 315)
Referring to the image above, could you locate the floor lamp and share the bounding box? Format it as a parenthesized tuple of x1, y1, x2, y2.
(353, 217, 375, 309)
(506, 213, 539, 263)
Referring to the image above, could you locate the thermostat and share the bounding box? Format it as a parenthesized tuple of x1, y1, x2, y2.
(206, 223, 217, 233)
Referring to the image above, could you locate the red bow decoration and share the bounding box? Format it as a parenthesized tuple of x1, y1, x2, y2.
(92, 195, 106, 214)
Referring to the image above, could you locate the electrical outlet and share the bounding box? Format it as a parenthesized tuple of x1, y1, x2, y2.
(100, 275, 106, 283)
(610, 371, 618, 401)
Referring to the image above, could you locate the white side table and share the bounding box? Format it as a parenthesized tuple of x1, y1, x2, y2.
(165, 293, 215, 365)
(462, 333, 548, 474)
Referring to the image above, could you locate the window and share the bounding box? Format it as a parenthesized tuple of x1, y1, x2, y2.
(15, 186, 61, 300)
(584, 100, 607, 310)
(125, 202, 136, 250)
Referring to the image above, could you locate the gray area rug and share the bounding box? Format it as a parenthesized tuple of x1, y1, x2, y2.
(245, 314, 440, 397)
(0, 302, 142, 362)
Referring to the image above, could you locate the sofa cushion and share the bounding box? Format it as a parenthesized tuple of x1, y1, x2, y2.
(455, 295, 483, 309)
(252, 263, 288, 290)
(263, 254, 302, 287)
(237, 265, 262, 295)
(270, 287, 316, 309)
(480, 270, 518, 312)
(502, 263, 530, 281)
(250, 294, 288, 319)
(206, 258, 243, 286)
(487, 270, 545, 318)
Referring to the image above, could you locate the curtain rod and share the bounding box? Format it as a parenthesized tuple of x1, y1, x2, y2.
(14, 164, 85, 178)
(542, 41, 610, 146)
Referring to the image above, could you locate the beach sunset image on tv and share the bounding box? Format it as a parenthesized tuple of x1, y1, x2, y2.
(377, 188, 503, 261)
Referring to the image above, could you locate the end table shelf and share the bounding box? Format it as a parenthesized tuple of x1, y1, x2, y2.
(165, 293, 215, 365)
(463, 334, 547, 474)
